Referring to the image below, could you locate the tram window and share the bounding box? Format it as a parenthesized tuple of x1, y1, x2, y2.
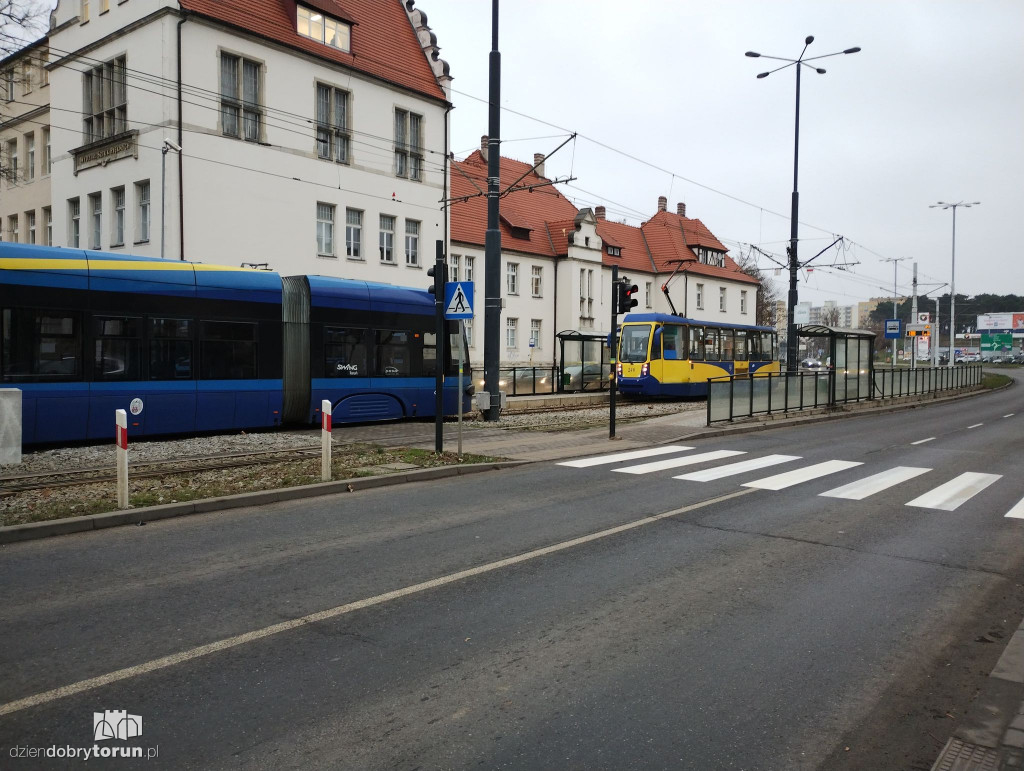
(93, 316, 142, 380)
(620, 325, 652, 363)
(324, 326, 367, 377)
(376, 329, 412, 377)
(149, 317, 192, 380)
(199, 320, 257, 379)
(703, 328, 721, 361)
(662, 325, 686, 360)
(423, 331, 438, 377)
(734, 330, 748, 361)
(688, 325, 704, 361)
(721, 330, 735, 361)
(761, 332, 776, 361)
(1, 308, 81, 380)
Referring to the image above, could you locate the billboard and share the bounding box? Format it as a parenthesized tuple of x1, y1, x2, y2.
(977, 313, 1024, 330)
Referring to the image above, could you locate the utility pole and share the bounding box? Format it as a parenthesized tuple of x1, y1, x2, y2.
(910, 262, 918, 371)
(483, 0, 502, 420)
(880, 257, 909, 366)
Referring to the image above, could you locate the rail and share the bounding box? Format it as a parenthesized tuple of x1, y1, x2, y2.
(707, 364, 983, 423)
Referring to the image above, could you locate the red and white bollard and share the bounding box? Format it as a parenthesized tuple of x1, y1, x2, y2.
(321, 399, 332, 482)
(115, 409, 129, 508)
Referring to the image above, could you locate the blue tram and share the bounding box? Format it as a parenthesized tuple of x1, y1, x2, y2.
(0, 243, 471, 444)
(616, 313, 779, 397)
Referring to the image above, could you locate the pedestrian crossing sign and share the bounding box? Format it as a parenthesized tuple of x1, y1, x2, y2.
(444, 282, 474, 320)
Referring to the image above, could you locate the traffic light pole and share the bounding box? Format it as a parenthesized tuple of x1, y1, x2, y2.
(610, 266, 618, 439)
(433, 240, 445, 452)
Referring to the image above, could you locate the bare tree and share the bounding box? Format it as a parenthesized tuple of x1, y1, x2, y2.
(736, 253, 780, 328)
(821, 306, 841, 327)
(0, 1, 49, 57)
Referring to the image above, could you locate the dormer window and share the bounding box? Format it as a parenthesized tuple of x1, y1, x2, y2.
(607, 246, 621, 257)
(298, 5, 352, 52)
(697, 246, 725, 268)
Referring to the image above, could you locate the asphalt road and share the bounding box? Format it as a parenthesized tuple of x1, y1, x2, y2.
(2, 378, 1023, 769)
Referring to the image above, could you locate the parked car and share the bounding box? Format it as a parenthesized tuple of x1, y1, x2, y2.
(799, 358, 822, 370)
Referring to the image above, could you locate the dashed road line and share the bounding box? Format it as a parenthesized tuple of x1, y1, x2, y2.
(911, 438, 935, 445)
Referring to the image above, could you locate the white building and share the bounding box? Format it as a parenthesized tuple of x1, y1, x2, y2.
(24, 0, 451, 280)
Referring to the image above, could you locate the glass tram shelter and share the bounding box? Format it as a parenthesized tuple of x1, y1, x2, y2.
(796, 324, 876, 403)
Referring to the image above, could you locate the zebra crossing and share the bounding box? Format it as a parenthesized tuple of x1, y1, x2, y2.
(558, 445, 1024, 518)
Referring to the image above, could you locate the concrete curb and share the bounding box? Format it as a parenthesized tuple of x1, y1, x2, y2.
(0, 460, 526, 545)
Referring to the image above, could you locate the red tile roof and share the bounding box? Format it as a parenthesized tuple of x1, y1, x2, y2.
(450, 151, 581, 257)
(595, 219, 655, 275)
(180, 0, 447, 102)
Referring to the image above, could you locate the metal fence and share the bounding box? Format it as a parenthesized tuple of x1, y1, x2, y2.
(497, 364, 613, 396)
(708, 365, 983, 423)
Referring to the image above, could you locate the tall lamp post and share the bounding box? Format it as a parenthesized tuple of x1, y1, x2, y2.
(929, 201, 979, 367)
(746, 37, 860, 372)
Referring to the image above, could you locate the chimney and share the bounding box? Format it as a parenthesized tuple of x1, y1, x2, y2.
(657, 196, 667, 212)
(480, 135, 488, 163)
(533, 153, 545, 178)
(595, 205, 606, 220)
(677, 202, 687, 217)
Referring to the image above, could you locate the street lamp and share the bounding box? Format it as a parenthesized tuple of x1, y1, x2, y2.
(746, 37, 860, 372)
(929, 201, 979, 367)
(161, 138, 182, 261)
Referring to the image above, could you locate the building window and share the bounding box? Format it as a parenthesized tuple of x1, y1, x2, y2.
(394, 108, 423, 181)
(719, 287, 727, 312)
(316, 202, 335, 256)
(645, 282, 652, 308)
(297, 5, 351, 51)
(89, 192, 101, 249)
(506, 262, 518, 295)
(607, 245, 621, 257)
(698, 247, 725, 268)
(220, 53, 262, 142)
(3, 69, 12, 102)
(405, 220, 419, 266)
(696, 283, 704, 310)
(135, 181, 150, 242)
(7, 214, 17, 242)
(464, 318, 474, 348)
(741, 290, 748, 314)
(24, 133, 34, 181)
(315, 84, 349, 163)
(531, 265, 542, 297)
(111, 186, 125, 246)
(530, 319, 541, 349)
(379, 215, 395, 263)
(42, 206, 51, 246)
(25, 211, 35, 244)
(82, 55, 127, 143)
(506, 317, 517, 349)
(42, 128, 50, 175)
(449, 253, 460, 282)
(6, 138, 17, 182)
(80, 0, 89, 22)
(68, 198, 80, 247)
(344, 208, 362, 259)
(465, 255, 474, 283)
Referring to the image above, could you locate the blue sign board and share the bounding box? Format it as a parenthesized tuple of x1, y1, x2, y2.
(884, 319, 902, 339)
(444, 281, 474, 320)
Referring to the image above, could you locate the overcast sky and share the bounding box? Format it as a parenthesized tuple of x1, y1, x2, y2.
(423, 0, 1024, 310)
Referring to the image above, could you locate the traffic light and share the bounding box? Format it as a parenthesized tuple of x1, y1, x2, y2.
(615, 277, 638, 315)
(427, 261, 448, 297)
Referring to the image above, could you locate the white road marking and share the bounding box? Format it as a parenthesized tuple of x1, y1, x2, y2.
(820, 466, 931, 500)
(1004, 414, 1015, 418)
(613, 449, 746, 475)
(674, 454, 801, 482)
(968, 423, 984, 429)
(742, 460, 864, 491)
(558, 445, 693, 468)
(906, 472, 1002, 511)
(1005, 497, 1024, 519)
(0, 488, 756, 717)
(911, 438, 935, 445)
